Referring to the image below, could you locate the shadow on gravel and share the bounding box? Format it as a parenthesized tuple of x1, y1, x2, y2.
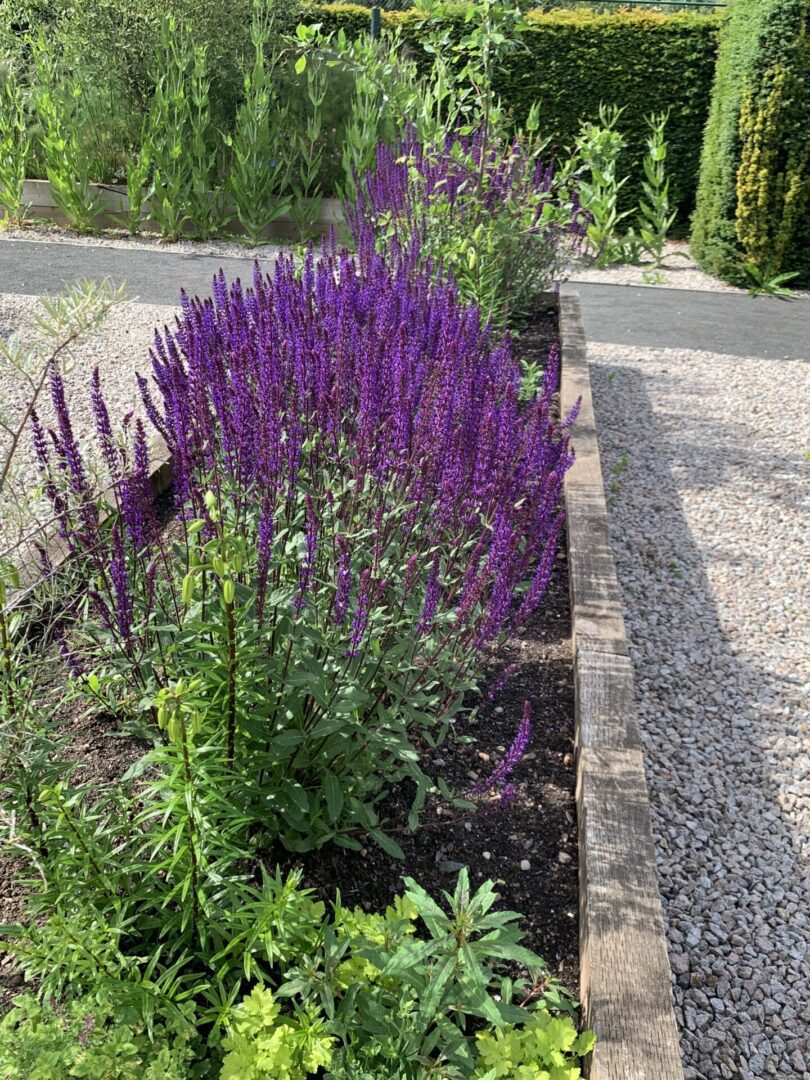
(589, 354, 810, 1080)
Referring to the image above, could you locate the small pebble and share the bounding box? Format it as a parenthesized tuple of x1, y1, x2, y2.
(520, 859, 531, 871)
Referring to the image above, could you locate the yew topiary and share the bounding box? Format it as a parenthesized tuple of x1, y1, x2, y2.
(691, 0, 810, 286)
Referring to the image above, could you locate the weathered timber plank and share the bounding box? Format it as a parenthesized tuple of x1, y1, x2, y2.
(559, 292, 684, 1080)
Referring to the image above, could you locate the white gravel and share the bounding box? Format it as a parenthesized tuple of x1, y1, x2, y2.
(570, 240, 810, 299)
(589, 343, 810, 1079)
(0, 293, 175, 557)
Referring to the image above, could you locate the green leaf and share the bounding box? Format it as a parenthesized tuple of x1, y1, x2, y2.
(295, 55, 307, 75)
(369, 828, 405, 860)
(418, 953, 456, 1026)
(574, 1029, 597, 1056)
(322, 772, 343, 824)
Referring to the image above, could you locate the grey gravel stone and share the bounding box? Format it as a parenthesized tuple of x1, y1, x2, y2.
(590, 342, 810, 1078)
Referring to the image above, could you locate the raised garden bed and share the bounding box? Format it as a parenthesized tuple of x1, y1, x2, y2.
(0, 289, 683, 1079)
(16, 179, 342, 242)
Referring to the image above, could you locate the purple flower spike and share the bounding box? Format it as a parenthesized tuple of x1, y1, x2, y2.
(110, 526, 133, 644)
(418, 553, 442, 636)
(333, 536, 351, 627)
(487, 662, 518, 702)
(470, 701, 532, 798)
(347, 568, 372, 659)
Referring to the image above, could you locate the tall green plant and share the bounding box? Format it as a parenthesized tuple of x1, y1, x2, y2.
(0, 62, 29, 225)
(636, 109, 677, 267)
(573, 105, 634, 267)
(125, 122, 152, 235)
(289, 39, 327, 242)
(146, 16, 218, 241)
(339, 33, 393, 203)
(32, 44, 105, 233)
(225, 3, 292, 244)
(414, 0, 530, 171)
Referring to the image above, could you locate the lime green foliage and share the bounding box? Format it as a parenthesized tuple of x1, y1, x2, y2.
(0, 992, 197, 1079)
(220, 987, 334, 1079)
(226, 3, 293, 243)
(691, 0, 810, 285)
(0, 62, 29, 223)
(736, 65, 808, 282)
(31, 41, 106, 232)
(276, 869, 593, 1078)
(0, 869, 592, 1077)
(474, 1012, 595, 1079)
(305, 3, 719, 217)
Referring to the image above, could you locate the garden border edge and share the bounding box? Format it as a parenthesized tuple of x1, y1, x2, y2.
(558, 292, 684, 1080)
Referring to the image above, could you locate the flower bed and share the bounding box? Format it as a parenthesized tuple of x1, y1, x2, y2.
(0, 230, 595, 1074)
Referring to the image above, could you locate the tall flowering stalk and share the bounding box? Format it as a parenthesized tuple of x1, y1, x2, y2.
(346, 129, 588, 328)
(35, 243, 575, 853)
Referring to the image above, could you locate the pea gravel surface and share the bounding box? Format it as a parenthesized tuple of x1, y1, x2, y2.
(589, 342, 810, 1080)
(0, 292, 176, 556)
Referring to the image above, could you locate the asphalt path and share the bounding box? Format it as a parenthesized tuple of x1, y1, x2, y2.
(2, 239, 808, 360)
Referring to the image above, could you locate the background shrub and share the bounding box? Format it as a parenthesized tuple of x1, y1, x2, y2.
(3, 2, 718, 218)
(691, 0, 810, 285)
(305, 3, 720, 218)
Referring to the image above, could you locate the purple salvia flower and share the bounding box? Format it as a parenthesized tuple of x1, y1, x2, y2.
(562, 396, 582, 430)
(487, 662, 518, 702)
(91, 367, 121, 480)
(417, 553, 441, 636)
(347, 568, 372, 658)
(29, 410, 50, 473)
(53, 621, 84, 678)
(110, 526, 133, 644)
(333, 536, 351, 626)
(470, 701, 532, 798)
(513, 518, 564, 631)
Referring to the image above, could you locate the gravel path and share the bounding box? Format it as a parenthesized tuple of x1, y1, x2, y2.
(589, 343, 810, 1079)
(0, 293, 175, 556)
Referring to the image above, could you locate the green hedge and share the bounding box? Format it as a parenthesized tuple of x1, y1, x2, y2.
(305, 4, 720, 217)
(691, 0, 810, 285)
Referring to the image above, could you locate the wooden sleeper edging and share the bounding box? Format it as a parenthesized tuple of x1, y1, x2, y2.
(559, 292, 684, 1080)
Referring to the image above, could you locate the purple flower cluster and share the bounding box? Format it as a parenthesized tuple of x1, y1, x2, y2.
(36, 236, 574, 666)
(344, 128, 587, 316)
(133, 244, 573, 653)
(32, 232, 576, 832)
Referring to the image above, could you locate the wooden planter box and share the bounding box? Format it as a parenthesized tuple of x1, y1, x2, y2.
(19, 179, 343, 239)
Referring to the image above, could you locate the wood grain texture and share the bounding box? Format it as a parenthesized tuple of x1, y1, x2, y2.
(560, 292, 684, 1080)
